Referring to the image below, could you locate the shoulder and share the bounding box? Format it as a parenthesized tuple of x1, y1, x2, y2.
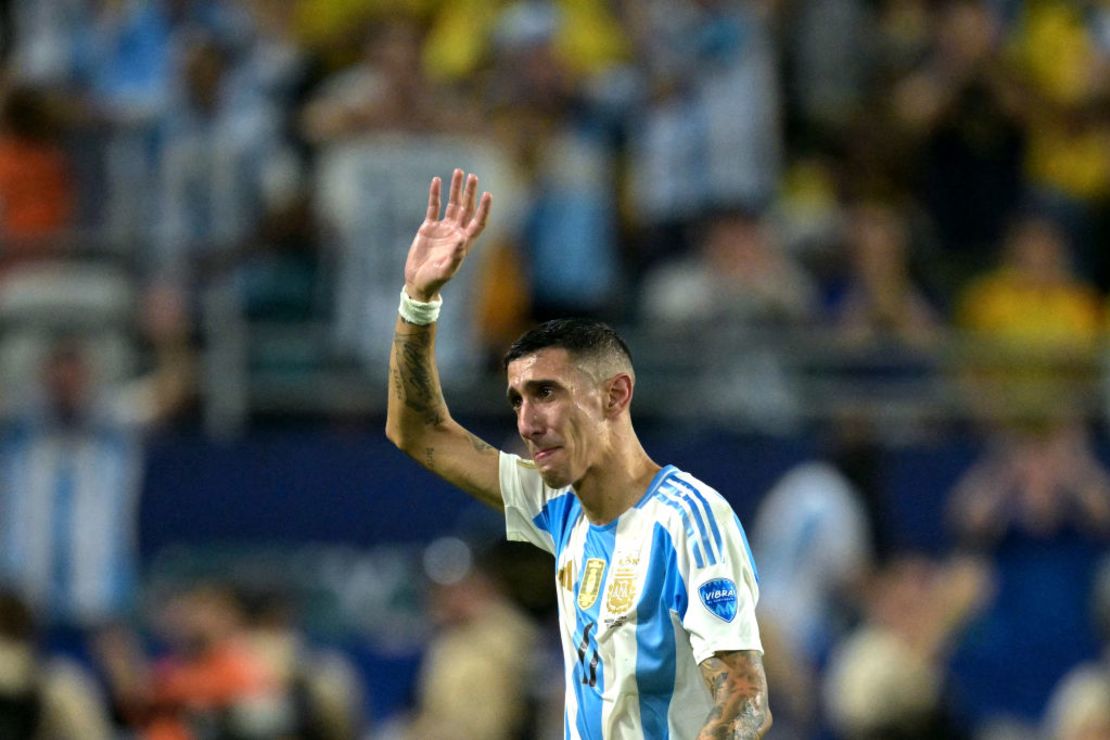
(642, 467, 736, 548)
(666, 469, 735, 514)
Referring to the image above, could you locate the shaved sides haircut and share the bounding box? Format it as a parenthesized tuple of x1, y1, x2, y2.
(503, 319, 634, 379)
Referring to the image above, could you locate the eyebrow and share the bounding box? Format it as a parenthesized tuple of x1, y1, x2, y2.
(505, 378, 565, 401)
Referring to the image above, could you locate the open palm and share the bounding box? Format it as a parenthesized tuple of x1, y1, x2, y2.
(405, 169, 493, 301)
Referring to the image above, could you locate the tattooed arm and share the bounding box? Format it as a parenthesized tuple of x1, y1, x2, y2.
(385, 169, 501, 508)
(697, 650, 772, 740)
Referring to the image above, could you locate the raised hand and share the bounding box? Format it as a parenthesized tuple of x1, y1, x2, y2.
(405, 168, 492, 302)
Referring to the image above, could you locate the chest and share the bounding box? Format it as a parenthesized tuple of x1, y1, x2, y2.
(554, 517, 674, 633)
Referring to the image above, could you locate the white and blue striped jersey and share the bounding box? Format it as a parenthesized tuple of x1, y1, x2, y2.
(0, 401, 144, 626)
(500, 453, 762, 739)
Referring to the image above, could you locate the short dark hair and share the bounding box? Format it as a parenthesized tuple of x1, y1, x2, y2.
(503, 318, 633, 370)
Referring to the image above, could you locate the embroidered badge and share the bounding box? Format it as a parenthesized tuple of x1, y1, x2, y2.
(578, 558, 606, 610)
(698, 578, 738, 622)
(605, 552, 639, 615)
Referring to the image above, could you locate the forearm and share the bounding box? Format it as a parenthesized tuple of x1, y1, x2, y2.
(385, 169, 500, 504)
(387, 317, 451, 448)
(698, 652, 772, 740)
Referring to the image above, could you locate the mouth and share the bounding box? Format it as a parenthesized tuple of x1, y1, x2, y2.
(532, 447, 561, 464)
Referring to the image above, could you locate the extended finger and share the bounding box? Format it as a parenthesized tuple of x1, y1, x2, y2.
(461, 173, 478, 224)
(444, 168, 463, 220)
(426, 177, 441, 221)
(466, 192, 493, 240)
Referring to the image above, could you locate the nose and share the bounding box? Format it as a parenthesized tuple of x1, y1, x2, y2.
(516, 400, 543, 441)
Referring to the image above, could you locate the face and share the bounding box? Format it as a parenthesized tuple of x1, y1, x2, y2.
(506, 348, 608, 489)
(160, 588, 241, 655)
(1009, 218, 1069, 281)
(45, 348, 90, 417)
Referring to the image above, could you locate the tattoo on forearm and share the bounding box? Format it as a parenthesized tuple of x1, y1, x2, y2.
(467, 432, 495, 454)
(393, 329, 446, 426)
(697, 652, 770, 740)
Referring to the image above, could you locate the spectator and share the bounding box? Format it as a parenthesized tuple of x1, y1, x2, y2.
(954, 214, 1104, 421)
(1008, 0, 1110, 288)
(303, 17, 505, 377)
(751, 428, 877, 736)
(621, 0, 783, 273)
(946, 420, 1110, 730)
(828, 201, 941, 348)
(486, 1, 622, 321)
(156, 30, 299, 285)
(231, 186, 326, 328)
(239, 586, 366, 740)
(422, 0, 628, 84)
(1042, 556, 1110, 740)
(640, 206, 815, 328)
(5, 0, 87, 86)
(639, 207, 814, 431)
(957, 214, 1103, 346)
(948, 421, 1110, 548)
(781, 0, 870, 139)
(891, 0, 1026, 292)
(0, 85, 75, 268)
(0, 589, 113, 740)
(100, 583, 280, 740)
(401, 539, 540, 740)
(823, 554, 990, 740)
(301, 19, 476, 145)
(0, 287, 193, 629)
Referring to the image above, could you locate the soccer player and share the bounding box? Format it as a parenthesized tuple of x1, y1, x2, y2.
(386, 169, 771, 739)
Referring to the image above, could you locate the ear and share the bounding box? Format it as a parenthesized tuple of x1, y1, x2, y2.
(604, 373, 634, 418)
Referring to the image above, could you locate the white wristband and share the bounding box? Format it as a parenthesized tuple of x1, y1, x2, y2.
(398, 288, 442, 325)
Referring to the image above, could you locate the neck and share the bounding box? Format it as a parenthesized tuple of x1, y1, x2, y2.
(574, 435, 661, 526)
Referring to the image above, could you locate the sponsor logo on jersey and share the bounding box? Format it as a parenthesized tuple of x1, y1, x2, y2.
(698, 578, 738, 622)
(578, 558, 606, 610)
(558, 560, 575, 592)
(605, 552, 639, 615)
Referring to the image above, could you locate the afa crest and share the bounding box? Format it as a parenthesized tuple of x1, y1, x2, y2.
(605, 552, 640, 615)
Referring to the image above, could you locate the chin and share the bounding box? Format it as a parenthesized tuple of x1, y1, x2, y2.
(538, 467, 573, 489)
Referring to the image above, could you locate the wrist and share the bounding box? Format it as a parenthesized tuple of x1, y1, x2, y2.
(398, 287, 443, 325)
(404, 284, 438, 303)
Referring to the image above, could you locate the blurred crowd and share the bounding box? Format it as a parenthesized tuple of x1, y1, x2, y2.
(2, 0, 1110, 369)
(0, 0, 1110, 738)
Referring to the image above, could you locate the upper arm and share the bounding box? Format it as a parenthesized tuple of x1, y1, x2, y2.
(400, 418, 503, 510)
(698, 650, 772, 739)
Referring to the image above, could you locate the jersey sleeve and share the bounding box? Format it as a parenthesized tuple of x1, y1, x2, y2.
(499, 451, 571, 555)
(679, 491, 763, 664)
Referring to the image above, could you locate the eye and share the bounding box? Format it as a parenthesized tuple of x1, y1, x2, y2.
(537, 384, 554, 400)
(509, 394, 522, 411)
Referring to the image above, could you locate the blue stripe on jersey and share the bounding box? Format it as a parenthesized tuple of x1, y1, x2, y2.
(574, 523, 616, 739)
(533, 492, 582, 562)
(635, 465, 677, 509)
(652, 481, 714, 568)
(665, 480, 717, 566)
(733, 512, 760, 583)
(671, 476, 724, 562)
(634, 523, 688, 739)
(654, 493, 705, 569)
